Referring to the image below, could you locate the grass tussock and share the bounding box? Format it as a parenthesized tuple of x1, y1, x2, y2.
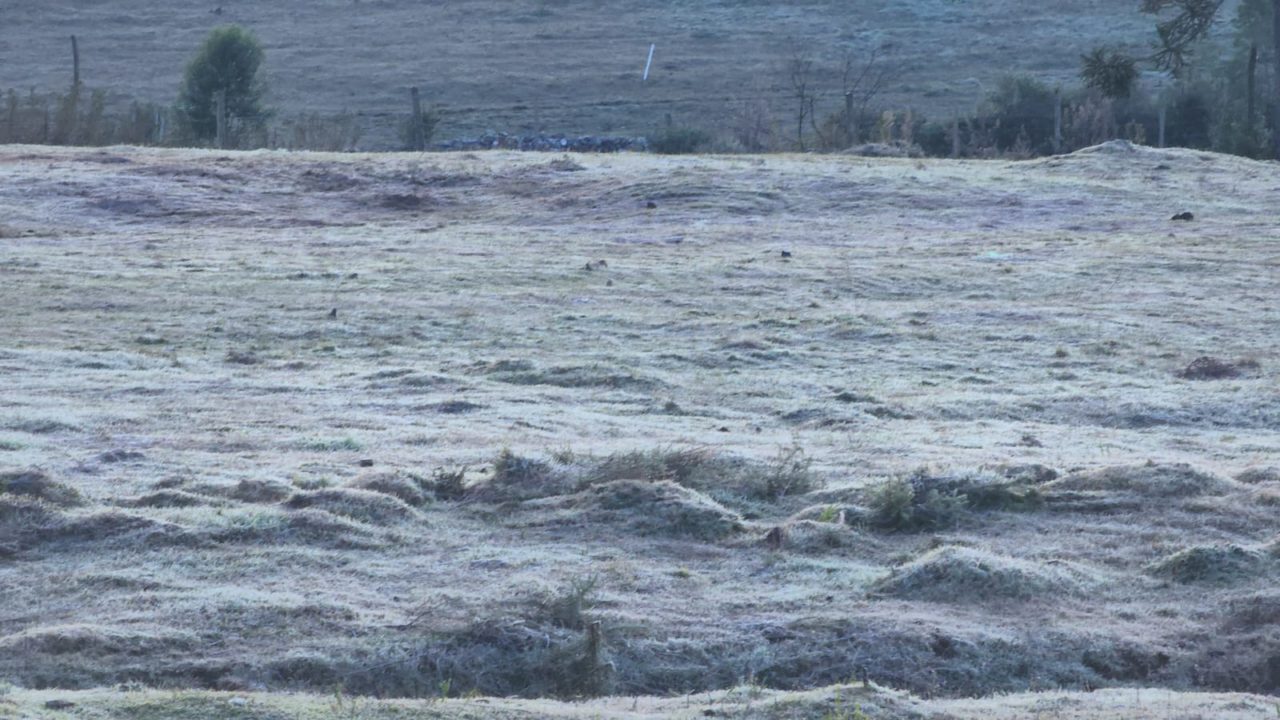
(0, 469, 84, 507)
(871, 546, 1087, 603)
(348, 471, 430, 507)
(205, 507, 383, 549)
(583, 445, 822, 503)
(772, 519, 858, 553)
(34, 510, 182, 547)
(470, 449, 574, 502)
(119, 489, 222, 509)
(1145, 544, 1265, 585)
(283, 488, 422, 525)
(1236, 467, 1280, 485)
(528, 479, 744, 540)
(1047, 463, 1238, 498)
(0, 623, 195, 657)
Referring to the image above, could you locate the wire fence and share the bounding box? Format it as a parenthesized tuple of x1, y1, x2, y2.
(0, 80, 1238, 158)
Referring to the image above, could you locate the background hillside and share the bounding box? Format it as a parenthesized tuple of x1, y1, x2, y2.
(1, 0, 1164, 148)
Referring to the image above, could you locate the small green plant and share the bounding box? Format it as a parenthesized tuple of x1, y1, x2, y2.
(868, 477, 915, 530)
(867, 473, 968, 531)
(532, 575, 600, 630)
(824, 688, 871, 720)
(301, 437, 363, 452)
(816, 505, 841, 523)
(292, 476, 334, 490)
(328, 683, 364, 719)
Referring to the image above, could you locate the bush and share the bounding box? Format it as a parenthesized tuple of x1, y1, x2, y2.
(400, 106, 441, 151)
(177, 25, 268, 145)
(649, 126, 711, 154)
(981, 75, 1059, 155)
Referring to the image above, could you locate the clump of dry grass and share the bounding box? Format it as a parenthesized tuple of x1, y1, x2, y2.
(871, 546, 1087, 602)
(1047, 463, 1238, 498)
(0, 469, 84, 507)
(1146, 544, 1265, 585)
(470, 449, 574, 502)
(1176, 356, 1261, 380)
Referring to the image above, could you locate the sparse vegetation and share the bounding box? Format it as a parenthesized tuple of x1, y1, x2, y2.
(0, 144, 1276, 717)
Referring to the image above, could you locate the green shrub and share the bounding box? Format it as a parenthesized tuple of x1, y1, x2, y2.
(177, 25, 268, 144)
(867, 477, 916, 530)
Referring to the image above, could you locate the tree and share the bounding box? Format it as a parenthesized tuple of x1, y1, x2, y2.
(177, 26, 267, 145)
(1141, 0, 1280, 157)
(1081, 47, 1140, 98)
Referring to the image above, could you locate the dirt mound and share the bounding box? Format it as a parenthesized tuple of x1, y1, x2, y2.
(347, 472, 429, 507)
(1047, 463, 1237, 497)
(283, 488, 422, 525)
(871, 546, 1087, 603)
(526, 479, 743, 540)
(1147, 544, 1266, 585)
(0, 469, 83, 507)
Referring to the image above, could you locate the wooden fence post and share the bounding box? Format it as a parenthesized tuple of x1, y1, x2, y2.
(410, 86, 425, 151)
(1053, 89, 1063, 154)
(214, 89, 226, 149)
(71, 35, 81, 88)
(68, 35, 82, 143)
(844, 91, 855, 145)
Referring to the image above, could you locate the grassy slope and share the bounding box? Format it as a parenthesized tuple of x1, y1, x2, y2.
(0, 0, 1159, 147)
(0, 144, 1278, 718)
(4, 685, 1279, 720)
